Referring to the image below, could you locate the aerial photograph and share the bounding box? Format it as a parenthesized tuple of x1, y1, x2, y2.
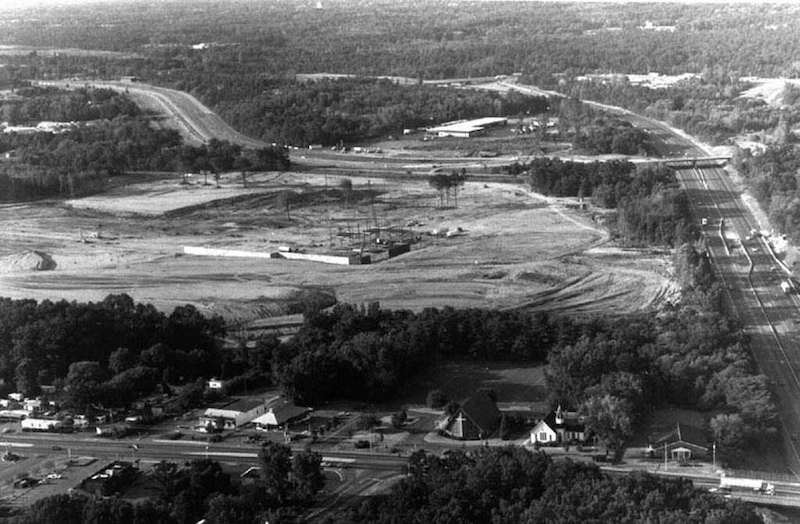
(0, 0, 799, 522)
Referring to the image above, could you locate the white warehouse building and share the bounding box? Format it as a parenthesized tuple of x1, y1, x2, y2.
(426, 117, 508, 138)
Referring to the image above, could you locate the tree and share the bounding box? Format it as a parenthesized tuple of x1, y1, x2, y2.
(449, 169, 467, 208)
(14, 358, 39, 397)
(259, 442, 292, 501)
(233, 155, 252, 188)
(204, 494, 255, 524)
(17, 493, 86, 524)
(291, 448, 324, 501)
(339, 177, 353, 207)
(391, 409, 408, 428)
(580, 394, 633, 462)
(710, 413, 748, 463)
(276, 190, 292, 219)
(65, 361, 105, 409)
(108, 347, 136, 374)
(426, 389, 447, 408)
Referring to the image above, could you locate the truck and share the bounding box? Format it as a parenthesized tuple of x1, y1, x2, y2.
(719, 476, 775, 495)
(781, 280, 792, 294)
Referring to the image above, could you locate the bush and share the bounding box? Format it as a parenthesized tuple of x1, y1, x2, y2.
(427, 389, 447, 408)
(391, 409, 407, 428)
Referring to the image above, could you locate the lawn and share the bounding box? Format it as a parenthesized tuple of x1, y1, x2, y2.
(390, 359, 547, 409)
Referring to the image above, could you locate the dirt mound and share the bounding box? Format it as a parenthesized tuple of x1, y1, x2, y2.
(0, 251, 56, 274)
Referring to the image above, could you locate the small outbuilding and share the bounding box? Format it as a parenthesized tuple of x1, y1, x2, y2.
(650, 422, 709, 462)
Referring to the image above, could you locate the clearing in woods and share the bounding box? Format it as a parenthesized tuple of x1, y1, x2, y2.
(0, 169, 677, 323)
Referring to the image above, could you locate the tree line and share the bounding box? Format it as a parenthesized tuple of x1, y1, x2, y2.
(0, 86, 141, 125)
(0, 109, 289, 202)
(509, 158, 697, 246)
(736, 145, 800, 242)
(340, 447, 759, 524)
(0, 294, 225, 412)
(205, 77, 548, 147)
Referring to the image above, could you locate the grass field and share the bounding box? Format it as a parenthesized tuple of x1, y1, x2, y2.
(391, 360, 548, 409)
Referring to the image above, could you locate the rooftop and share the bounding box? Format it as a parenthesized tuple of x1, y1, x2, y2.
(208, 398, 265, 414)
(427, 117, 508, 134)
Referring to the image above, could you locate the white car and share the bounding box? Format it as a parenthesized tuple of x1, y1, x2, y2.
(46, 473, 63, 480)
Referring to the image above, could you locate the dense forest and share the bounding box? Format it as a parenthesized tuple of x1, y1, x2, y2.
(0, 294, 226, 411)
(0, 1, 798, 153)
(0, 86, 141, 124)
(562, 76, 800, 146)
(340, 447, 759, 524)
(509, 158, 696, 246)
(3, 1, 800, 80)
(209, 77, 549, 147)
(9, 443, 323, 524)
(736, 145, 800, 242)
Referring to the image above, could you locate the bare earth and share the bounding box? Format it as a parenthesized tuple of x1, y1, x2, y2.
(0, 169, 677, 321)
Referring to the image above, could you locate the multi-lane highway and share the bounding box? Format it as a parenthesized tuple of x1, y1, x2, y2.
(677, 164, 800, 473)
(0, 432, 408, 471)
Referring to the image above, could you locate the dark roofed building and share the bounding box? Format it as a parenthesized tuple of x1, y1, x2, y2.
(252, 398, 311, 430)
(651, 422, 709, 462)
(441, 391, 501, 440)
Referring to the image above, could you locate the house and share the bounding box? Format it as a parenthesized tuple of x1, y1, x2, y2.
(198, 398, 267, 431)
(23, 398, 42, 413)
(530, 406, 588, 445)
(650, 422, 708, 462)
(440, 391, 501, 440)
(252, 399, 311, 430)
(80, 461, 138, 497)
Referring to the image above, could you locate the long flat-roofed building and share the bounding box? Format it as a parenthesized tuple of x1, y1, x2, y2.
(199, 398, 267, 431)
(427, 117, 508, 138)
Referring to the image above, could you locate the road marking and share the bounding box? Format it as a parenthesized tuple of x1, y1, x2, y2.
(152, 439, 209, 446)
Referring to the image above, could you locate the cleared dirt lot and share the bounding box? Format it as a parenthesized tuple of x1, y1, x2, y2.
(0, 170, 677, 321)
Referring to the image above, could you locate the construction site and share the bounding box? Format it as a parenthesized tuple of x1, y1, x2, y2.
(0, 167, 678, 325)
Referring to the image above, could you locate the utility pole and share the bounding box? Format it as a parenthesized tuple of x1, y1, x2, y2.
(712, 441, 716, 469)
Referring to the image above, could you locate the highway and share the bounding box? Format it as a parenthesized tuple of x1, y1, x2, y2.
(500, 77, 800, 474)
(677, 164, 800, 473)
(0, 432, 408, 471)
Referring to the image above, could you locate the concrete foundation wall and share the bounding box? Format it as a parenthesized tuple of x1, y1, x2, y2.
(277, 251, 353, 265)
(183, 246, 273, 259)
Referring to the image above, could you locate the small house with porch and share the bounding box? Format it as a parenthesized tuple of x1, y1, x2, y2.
(650, 422, 709, 462)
